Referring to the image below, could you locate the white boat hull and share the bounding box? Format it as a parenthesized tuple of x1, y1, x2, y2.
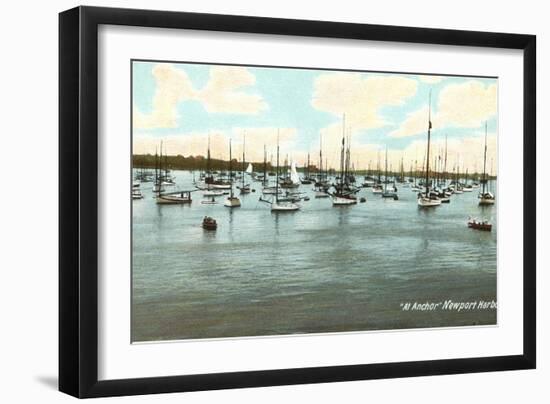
(203, 190, 224, 197)
(271, 201, 300, 211)
(156, 195, 191, 204)
(210, 184, 232, 190)
(331, 196, 357, 205)
(224, 197, 241, 207)
(417, 196, 441, 207)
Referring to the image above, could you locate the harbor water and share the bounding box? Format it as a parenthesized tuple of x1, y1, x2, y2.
(132, 170, 497, 342)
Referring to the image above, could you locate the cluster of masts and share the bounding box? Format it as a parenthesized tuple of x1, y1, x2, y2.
(133, 93, 495, 210)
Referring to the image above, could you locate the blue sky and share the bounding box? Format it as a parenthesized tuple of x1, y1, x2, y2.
(132, 60, 498, 172)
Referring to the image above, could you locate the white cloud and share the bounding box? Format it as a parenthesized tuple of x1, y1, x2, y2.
(196, 67, 267, 114)
(389, 106, 430, 138)
(133, 127, 297, 163)
(399, 132, 497, 175)
(390, 80, 497, 138)
(133, 64, 267, 130)
(312, 73, 418, 130)
(133, 64, 195, 129)
(436, 81, 497, 128)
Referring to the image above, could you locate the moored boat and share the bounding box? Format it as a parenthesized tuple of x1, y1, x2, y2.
(224, 139, 241, 208)
(329, 115, 359, 206)
(202, 216, 217, 230)
(259, 132, 300, 212)
(417, 91, 441, 208)
(156, 191, 192, 204)
(468, 217, 492, 231)
(478, 122, 496, 206)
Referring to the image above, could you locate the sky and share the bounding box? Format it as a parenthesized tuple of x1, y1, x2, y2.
(132, 61, 498, 174)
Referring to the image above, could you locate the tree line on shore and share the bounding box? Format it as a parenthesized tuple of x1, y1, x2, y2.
(132, 154, 495, 179)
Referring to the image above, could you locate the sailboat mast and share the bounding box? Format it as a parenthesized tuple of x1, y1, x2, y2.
(340, 115, 345, 188)
(206, 135, 211, 176)
(163, 142, 168, 180)
(425, 91, 432, 196)
(242, 134, 246, 188)
(385, 147, 388, 187)
(414, 159, 417, 186)
(276, 131, 280, 203)
(229, 139, 233, 198)
(159, 140, 164, 181)
(444, 134, 448, 184)
(482, 122, 488, 194)
(377, 151, 381, 183)
(319, 135, 323, 182)
(154, 146, 159, 190)
(263, 144, 267, 185)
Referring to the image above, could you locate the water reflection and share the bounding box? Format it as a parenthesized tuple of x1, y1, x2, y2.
(132, 170, 498, 341)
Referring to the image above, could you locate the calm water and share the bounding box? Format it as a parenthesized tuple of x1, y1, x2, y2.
(132, 170, 497, 342)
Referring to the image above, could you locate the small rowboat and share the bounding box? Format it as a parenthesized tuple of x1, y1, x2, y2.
(202, 216, 217, 230)
(468, 217, 492, 231)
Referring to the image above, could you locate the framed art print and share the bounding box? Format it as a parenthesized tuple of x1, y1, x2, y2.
(59, 6, 536, 398)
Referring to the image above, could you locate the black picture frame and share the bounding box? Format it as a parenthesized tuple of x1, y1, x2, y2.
(59, 6, 536, 398)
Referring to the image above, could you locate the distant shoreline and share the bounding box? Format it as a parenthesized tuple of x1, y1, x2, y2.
(132, 154, 497, 179)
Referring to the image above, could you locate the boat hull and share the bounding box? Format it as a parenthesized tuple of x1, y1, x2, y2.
(331, 195, 357, 205)
(156, 195, 192, 204)
(479, 198, 495, 205)
(417, 196, 441, 207)
(468, 220, 492, 231)
(210, 184, 232, 190)
(271, 202, 300, 211)
(203, 190, 224, 197)
(224, 197, 241, 207)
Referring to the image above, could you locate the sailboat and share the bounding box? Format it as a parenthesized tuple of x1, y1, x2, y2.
(411, 158, 421, 192)
(237, 135, 251, 194)
(203, 135, 232, 190)
(418, 92, 441, 207)
(372, 151, 383, 194)
(259, 132, 300, 211)
(463, 168, 473, 192)
(314, 136, 330, 198)
(381, 148, 398, 199)
(224, 139, 241, 208)
(279, 157, 300, 189)
(154, 145, 192, 204)
(452, 163, 463, 194)
(478, 122, 495, 205)
(261, 145, 278, 195)
(156, 141, 175, 187)
(132, 182, 143, 200)
(329, 116, 358, 205)
(300, 153, 313, 184)
(363, 161, 375, 187)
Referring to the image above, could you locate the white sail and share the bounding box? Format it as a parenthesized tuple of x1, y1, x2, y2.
(290, 162, 300, 184)
(246, 163, 253, 174)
